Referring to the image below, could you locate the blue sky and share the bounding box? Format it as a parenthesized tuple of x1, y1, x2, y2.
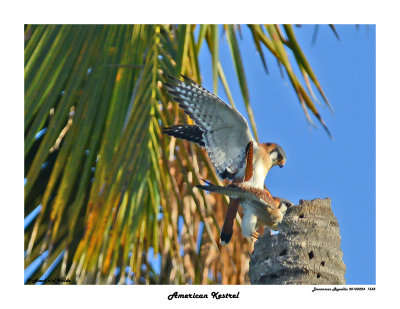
(198, 25, 376, 284)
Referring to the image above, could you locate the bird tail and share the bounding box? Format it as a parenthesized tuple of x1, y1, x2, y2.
(220, 198, 240, 245)
(197, 181, 243, 245)
(162, 125, 205, 147)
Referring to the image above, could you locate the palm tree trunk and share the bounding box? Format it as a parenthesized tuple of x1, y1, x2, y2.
(249, 198, 346, 284)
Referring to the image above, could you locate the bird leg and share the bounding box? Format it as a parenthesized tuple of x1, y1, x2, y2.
(248, 232, 259, 254)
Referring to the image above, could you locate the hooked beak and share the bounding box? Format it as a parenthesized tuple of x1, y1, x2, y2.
(279, 163, 284, 168)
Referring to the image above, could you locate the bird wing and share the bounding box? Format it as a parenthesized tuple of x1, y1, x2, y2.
(162, 125, 205, 147)
(196, 183, 274, 211)
(165, 75, 255, 179)
(244, 141, 254, 181)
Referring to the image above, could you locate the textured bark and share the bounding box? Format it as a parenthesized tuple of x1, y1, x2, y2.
(249, 198, 346, 285)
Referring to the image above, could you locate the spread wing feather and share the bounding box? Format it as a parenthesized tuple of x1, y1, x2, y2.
(165, 75, 255, 179)
(162, 125, 205, 147)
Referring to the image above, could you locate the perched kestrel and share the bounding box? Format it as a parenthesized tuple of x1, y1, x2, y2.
(163, 75, 287, 244)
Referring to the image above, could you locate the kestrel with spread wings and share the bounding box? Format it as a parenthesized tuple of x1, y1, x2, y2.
(163, 75, 287, 244)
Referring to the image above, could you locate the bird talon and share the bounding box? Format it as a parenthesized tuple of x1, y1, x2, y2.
(251, 231, 259, 240)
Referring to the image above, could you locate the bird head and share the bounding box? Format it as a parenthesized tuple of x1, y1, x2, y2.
(263, 143, 287, 168)
(276, 197, 294, 215)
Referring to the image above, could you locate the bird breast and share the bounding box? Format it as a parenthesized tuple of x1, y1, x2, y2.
(241, 144, 271, 189)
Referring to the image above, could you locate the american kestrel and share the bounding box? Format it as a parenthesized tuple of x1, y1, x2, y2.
(196, 181, 293, 241)
(163, 75, 287, 244)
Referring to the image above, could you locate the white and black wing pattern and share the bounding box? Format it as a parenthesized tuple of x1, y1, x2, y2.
(164, 75, 255, 179)
(162, 124, 205, 147)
